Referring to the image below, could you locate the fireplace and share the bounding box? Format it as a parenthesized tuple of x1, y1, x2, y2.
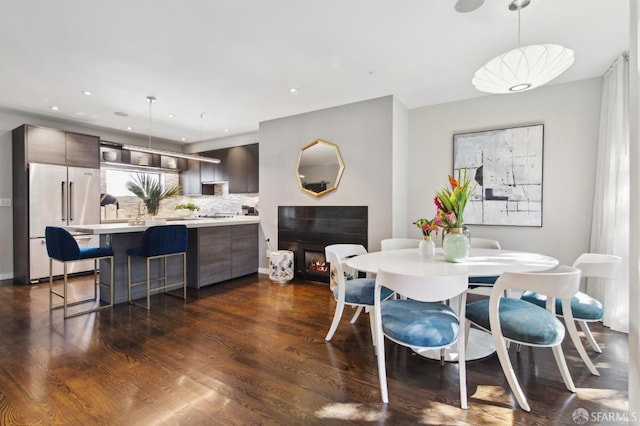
(278, 206, 368, 283)
(304, 249, 329, 278)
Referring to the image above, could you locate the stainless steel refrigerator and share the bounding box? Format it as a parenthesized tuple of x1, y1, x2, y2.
(28, 163, 101, 282)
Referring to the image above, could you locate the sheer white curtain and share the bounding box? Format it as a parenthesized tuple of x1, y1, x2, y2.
(588, 53, 630, 333)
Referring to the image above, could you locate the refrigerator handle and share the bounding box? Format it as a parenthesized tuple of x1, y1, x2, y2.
(61, 181, 66, 221)
(69, 181, 74, 221)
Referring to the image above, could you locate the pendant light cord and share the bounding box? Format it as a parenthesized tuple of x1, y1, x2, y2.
(200, 112, 206, 142)
(148, 99, 152, 148)
(146, 96, 156, 149)
(517, 7, 521, 47)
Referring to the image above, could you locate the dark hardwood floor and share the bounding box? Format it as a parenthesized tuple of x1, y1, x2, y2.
(0, 274, 629, 425)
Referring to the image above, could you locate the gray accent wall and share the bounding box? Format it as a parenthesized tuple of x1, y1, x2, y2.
(407, 78, 602, 265)
(258, 96, 397, 270)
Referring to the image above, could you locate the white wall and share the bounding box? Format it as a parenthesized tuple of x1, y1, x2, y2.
(258, 96, 395, 269)
(407, 78, 602, 265)
(392, 97, 410, 237)
(0, 107, 183, 280)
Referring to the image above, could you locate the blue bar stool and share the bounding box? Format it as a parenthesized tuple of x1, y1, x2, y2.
(127, 225, 188, 310)
(45, 226, 114, 319)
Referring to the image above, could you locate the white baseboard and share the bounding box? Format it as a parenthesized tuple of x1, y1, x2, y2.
(258, 267, 269, 275)
(0, 272, 14, 281)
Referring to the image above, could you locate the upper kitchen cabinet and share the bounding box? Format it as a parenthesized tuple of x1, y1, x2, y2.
(181, 159, 202, 195)
(15, 124, 100, 169)
(201, 151, 228, 183)
(202, 143, 258, 193)
(66, 132, 100, 168)
(246, 143, 259, 193)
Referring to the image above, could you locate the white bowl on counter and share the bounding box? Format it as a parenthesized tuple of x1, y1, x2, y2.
(175, 209, 194, 218)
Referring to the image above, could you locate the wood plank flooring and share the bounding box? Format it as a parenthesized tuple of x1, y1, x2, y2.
(0, 274, 629, 425)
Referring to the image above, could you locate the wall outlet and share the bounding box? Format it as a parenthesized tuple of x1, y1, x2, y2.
(265, 249, 271, 258)
(0, 199, 11, 207)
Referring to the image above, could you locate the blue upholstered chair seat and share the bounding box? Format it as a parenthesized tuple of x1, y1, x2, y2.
(46, 226, 113, 261)
(45, 226, 114, 319)
(334, 278, 393, 305)
(127, 225, 188, 258)
(79, 246, 114, 259)
(468, 275, 499, 286)
(380, 299, 460, 347)
(466, 298, 565, 346)
(521, 290, 604, 321)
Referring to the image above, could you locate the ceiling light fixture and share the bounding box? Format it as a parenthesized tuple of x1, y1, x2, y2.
(471, 0, 574, 94)
(50, 105, 59, 111)
(122, 96, 220, 164)
(81, 90, 94, 96)
(455, 0, 484, 13)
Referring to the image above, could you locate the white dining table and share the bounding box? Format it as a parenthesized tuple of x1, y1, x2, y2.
(346, 247, 559, 361)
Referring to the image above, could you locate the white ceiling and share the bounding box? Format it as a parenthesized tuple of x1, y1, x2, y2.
(0, 1, 629, 144)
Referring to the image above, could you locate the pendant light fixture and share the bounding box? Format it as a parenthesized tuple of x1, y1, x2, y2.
(123, 96, 220, 164)
(471, 0, 574, 94)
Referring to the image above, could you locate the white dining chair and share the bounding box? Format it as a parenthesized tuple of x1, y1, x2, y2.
(468, 238, 502, 291)
(466, 266, 581, 412)
(520, 253, 622, 372)
(470, 237, 501, 250)
(324, 244, 393, 343)
(380, 238, 421, 251)
(373, 269, 469, 409)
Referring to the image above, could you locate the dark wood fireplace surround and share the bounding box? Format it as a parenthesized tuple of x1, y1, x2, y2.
(278, 206, 368, 283)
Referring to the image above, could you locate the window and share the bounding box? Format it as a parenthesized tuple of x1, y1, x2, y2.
(104, 170, 162, 197)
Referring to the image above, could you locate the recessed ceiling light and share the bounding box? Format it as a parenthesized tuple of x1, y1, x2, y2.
(50, 106, 59, 111)
(81, 90, 94, 96)
(224, 128, 230, 133)
(169, 114, 176, 118)
(114, 111, 128, 117)
(289, 88, 298, 93)
(181, 137, 187, 141)
(126, 126, 133, 131)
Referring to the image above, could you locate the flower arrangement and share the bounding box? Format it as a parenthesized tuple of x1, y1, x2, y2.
(413, 217, 438, 239)
(434, 168, 476, 229)
(126, 173, 180, 216)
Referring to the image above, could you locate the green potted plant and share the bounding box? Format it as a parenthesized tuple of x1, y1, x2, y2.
(175, 202, 199, 218)
(126, 173, 180, 218)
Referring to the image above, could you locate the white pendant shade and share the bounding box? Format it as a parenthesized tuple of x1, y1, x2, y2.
(472, 44, 575, 94)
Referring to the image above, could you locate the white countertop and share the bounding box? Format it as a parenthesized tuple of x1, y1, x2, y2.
(66, 216, 259, 235)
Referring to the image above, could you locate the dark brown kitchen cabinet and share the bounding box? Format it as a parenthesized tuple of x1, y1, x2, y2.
(231, 223, 259, 277)
(24, 126, 66, 165)
(200, 143, 258, 193)
(16, 125, 100, 169)
(66, 132, 100, 168)
(227, 146, 248, 193)
(187, 223, 258, 288)
(246, 143, 259, 193)
(181, 159, 202, 195)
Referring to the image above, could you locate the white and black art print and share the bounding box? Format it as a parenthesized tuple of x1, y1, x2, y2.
(453, 124, 543, 226)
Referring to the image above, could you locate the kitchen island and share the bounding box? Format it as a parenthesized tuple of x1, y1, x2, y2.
(66, 216, 260, 304)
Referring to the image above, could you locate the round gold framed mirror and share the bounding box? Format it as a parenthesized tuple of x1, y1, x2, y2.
(296, 139, 345, 198)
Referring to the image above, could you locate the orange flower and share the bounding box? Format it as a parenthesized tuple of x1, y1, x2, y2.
(449, 175, 458, 189)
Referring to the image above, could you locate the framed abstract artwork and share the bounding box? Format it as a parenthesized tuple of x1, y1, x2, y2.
(453, 124, 544, 226)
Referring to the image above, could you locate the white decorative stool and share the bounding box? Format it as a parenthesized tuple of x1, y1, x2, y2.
(269, 250, 294, 283)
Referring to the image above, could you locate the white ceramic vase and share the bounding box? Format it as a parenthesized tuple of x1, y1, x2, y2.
(419, 236, 436, 260)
